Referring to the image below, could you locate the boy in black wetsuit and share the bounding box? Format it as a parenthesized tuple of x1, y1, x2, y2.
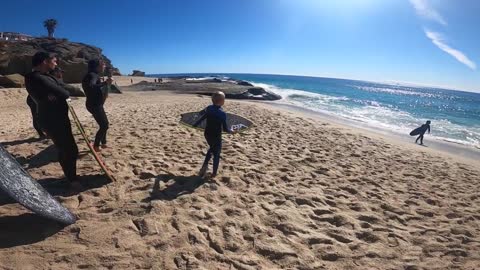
(194, 91, 235, 177)
(415, 120, 431, 145)
(82, 59, 112, 152)
(25, 52, 80, 188)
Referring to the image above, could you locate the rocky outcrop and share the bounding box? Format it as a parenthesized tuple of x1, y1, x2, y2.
(124, 79, 282, 101)
(186, 78, 222, 83)
(226, 87, 281, 101)
(0, 74, 25, 88)
(194, 87, 281, 101)
(0, 38, 121, 83)
(236, 80, 254, 86)
(131, 70, 145, 76)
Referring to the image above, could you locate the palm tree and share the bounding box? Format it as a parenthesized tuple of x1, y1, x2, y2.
(43, 19, 58, 38)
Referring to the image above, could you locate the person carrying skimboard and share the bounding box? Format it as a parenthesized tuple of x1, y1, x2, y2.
(194, 91, 237, 178)
(410, 120, 431, 145)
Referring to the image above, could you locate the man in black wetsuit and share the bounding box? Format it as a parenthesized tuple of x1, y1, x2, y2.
(82, 59, 112, 152)
(25, 52, 80, 187)
(193, 91, 235, 178)
(415, 120, 431, 145)
(26, 95, 46, 138)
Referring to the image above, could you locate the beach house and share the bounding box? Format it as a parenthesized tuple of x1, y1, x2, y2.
(0, 32, 33, 41)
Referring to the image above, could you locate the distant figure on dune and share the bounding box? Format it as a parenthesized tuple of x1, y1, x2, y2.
(410, 120, 431, 145)
(194, 91, 236, 178)
(82, 59, 113, 152)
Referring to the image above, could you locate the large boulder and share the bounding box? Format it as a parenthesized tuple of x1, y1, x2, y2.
(131, 70, 145, 76)
(225, 87, 281, 101)
(0, 38, 120, 83)
(60, 59, 88, 84)
(236, 80, 254, 86)
(0, 74, 25, 88)
(193, 87, 281, 101)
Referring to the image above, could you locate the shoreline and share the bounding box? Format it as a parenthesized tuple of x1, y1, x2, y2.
(254, 100, 480, 166)
(119, 75, 480, 163)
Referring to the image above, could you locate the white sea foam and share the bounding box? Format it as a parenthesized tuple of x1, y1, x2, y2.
(251, 82, 349, 102)
(248, 81, 480, 148)
(185, 77, 216, 81)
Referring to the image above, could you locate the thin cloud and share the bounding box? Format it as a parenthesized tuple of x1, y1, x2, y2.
(424, 30, 476, 70)
(409, 0, 447, 25)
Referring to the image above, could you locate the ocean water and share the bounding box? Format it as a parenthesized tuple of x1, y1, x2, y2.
(151, 73, 480, 148)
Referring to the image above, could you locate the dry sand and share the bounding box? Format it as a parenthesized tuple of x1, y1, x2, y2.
(0, 83, 479, 269)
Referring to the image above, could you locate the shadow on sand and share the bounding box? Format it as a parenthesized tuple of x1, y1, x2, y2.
(1, 137, 45, 147)
(144, 173, 206, 202)
(0, 174, 111, 206)
(3, 138, 91, 170)
(0, 213, 68, 248)
(0, 174, 111, 248)
(13, 144, 58, 169)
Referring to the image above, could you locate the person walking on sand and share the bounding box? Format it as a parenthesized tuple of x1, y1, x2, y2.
(410, 120, 431, 145)
(25, 52, 80, 188)
(82, 59, 113, 152)
(193, 91, 236, 178)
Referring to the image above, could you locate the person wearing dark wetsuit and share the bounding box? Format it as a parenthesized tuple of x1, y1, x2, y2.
(415, 120, 431, 145)
(25, 52, 80, 187)
(26, 95, 46, 138)
(82, 59, 112, 151)
(193, 91, 234, 177)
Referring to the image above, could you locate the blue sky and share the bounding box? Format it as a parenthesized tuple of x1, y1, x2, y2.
(1, 0, 479, 92)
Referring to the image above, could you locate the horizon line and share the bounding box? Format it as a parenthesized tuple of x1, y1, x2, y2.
(144, 71, 480, 94)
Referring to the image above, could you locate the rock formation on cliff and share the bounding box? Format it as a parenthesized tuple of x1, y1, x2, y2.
(0, 38, 120, 83)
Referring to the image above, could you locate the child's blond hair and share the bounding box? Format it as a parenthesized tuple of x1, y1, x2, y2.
(212, 91, 225, 105)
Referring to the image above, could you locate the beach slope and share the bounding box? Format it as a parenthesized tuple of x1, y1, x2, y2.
(0, 88, 479, 269)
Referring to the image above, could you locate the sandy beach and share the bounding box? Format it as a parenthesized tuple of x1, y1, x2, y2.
(1, 79, 480, 269)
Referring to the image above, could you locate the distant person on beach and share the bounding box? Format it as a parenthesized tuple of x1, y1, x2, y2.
(410, 120, 431, 145)
(25, 52, 80, 188)
(82, 59, 112, 152)
(193, 91, 235, 178)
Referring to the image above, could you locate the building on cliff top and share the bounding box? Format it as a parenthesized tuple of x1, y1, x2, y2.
(0, 32, 33, 41)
